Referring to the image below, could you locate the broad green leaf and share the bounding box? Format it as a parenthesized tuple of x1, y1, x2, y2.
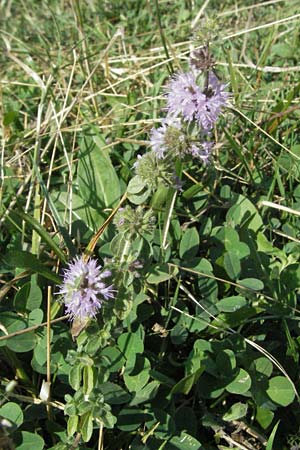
(170, 323, 188, 345)
(15, 431, 44, 450)
(256, 406, 274, 429)
(67, 415, 78, 437)
(223, 251, 241, 279)
(170, 367, 204, 395)
(77, 135, 120, 209)
(0, 402, 23, 427)
(127, 176, 147, 194)
(147, 263, 178, 284)
(118, 332, 144, 358)
(217, 296, 246, 312)
(28, 277, 42, 310)
(267, 376, 295, 406)
(124, 355, 150, 392)
(214, 226, 239, 248)
(53, 191, 105, 236)
(80, 412, 93, 442)
(167, 432, 204, 449)
(130, 380, 159, 406)
(13, 279, 42, 312)
(69, 365, 82, 391)
(12, 210, 66, 263)
(226, 369, 251, 394)
(101, 410, 117, 429)
(7, 332, 37, 353)
(28, 309, 43, 326)
(280, 264, 300, 290)
(83, 366, 94, 395)
(197, 373, 225, 399)
(216, 349, 236, 378)
(179, 227, 199, 259)
(4, 250, 61, 284)
(238, 278, 264, 291)
(117, 407, 153, 431)
(232, 241, 250, 259)
(127, 186, 151, 205)
(101, 382, 131, 405)
(101, 346, 125, 372)
(223, 402, 248, 421)
(0, 312, 26, 348)
(226, 194, 263, 232)
(150, 184, 170, 209)
(254, 357, 273, 377)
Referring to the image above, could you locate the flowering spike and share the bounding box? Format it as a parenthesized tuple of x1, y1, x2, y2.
(57, 256, 115, 321)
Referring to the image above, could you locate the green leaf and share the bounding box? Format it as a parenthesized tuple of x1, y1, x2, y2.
(101, 382, 131, 405)
(28, 309, 43, 326)
(179, 227, 199, 259)
(4, 250, 61, 284)
(254, 357, 273, 377)
(13, 279, 42, 313)
(256, 406, 274, 429)
(0, 402, 23, 427)
(130, 380, 159, 406)
(7, 332, 37, 353)
(15, 431, 44, 450)
(124, 355, 150, 392)
(117, 407, 153, 431)
(226, 369, 251, 394)
(223, 402, 248, 422)
(127, 176, 147, 194)
(118, 332, 144, 359)
(266, 420, 280, 450)
(267, 376, 295, 406)
(216, 349, 236, 378)
(280, 264, 300, 290)
(226, 194, 263, 232)
(127, 186, 151, 205)
(80, 412, 93, 442)
(101, 346, 125, 372)
(83, 366, 94, 395)
(217, 296, 246, 312)
(13, 210, 66, 263)
(77, 135, 120, 209)
(53, 191, 105, 236)
(69, 365, 82, 391)
(167, 431, 204, 449)
(147, 263, 178, 284)
(67, 415, 78, 437)
(223, 251, 241, 279)
(170, 367, 204, 395)
(28, 277, 42, 310)
(238, 278, 264, 291)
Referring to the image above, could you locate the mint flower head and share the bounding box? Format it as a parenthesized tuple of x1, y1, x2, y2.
(58, 256, 114, 321)
(166, 70, 228, 131)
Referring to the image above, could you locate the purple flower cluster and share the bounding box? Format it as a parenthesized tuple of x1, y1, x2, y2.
(149, 68, 228, 163)
(58, 256, 114, 321)
(166, 70, 228, 132)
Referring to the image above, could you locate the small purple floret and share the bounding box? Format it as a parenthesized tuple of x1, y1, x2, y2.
(190, 141, 214, 164)
(57, 256, 115, 321)
(150, 126, 168, 158)
(166, 71, 204, 123)
(195, 72, 229, 131)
